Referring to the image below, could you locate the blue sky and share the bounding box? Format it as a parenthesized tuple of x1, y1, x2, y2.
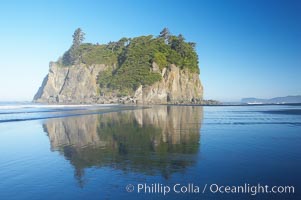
(0, 0, 300, 101)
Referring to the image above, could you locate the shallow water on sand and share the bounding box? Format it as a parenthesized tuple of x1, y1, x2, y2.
(0, 104, 300, 199)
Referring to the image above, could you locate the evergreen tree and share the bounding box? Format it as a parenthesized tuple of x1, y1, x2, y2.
(72, 28, 85, 48)
(159, 27, 170, 44)
(62, 28, 85, 65)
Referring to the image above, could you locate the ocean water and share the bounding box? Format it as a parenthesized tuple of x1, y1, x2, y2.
(0, 104, 300, 200)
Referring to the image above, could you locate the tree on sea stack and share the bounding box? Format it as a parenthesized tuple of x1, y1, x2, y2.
(72, 28, 85, 48)
(62, 28, 85, 65)
(159, 27, 170, 44)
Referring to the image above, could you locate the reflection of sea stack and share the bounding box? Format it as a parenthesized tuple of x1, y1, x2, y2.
(44, 115, 104, 150)
(43, 106, 203, 181)
(133, 106, 203, 145)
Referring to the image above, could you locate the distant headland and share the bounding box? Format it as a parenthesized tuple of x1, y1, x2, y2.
(241, 95, 301, 104)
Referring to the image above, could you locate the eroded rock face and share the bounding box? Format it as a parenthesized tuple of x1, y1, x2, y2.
(34, 62, 203, 104)
(135, 64, 203, 104)
(34, 62, 107, 103)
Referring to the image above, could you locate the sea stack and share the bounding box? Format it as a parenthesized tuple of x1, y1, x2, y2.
(34, 29, 203, 104)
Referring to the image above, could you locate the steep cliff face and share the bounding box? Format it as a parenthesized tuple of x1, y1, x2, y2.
(135, 64, 203, 104)
(34, 62, 203, 104)
(34, 62, 108, 103)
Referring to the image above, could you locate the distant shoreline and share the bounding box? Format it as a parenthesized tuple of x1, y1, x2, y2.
(1, 102, 301, 108)
(158, 103, 301, 107)
(200, 103, 301, 106)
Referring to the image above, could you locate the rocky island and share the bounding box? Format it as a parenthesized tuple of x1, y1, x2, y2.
(34, 28, 203, 104)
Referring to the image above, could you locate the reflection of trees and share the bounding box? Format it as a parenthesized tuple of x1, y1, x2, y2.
(43, 106, 203, 185)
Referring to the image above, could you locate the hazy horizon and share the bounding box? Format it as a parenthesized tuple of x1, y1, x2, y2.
(0, 0, 300, 102)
